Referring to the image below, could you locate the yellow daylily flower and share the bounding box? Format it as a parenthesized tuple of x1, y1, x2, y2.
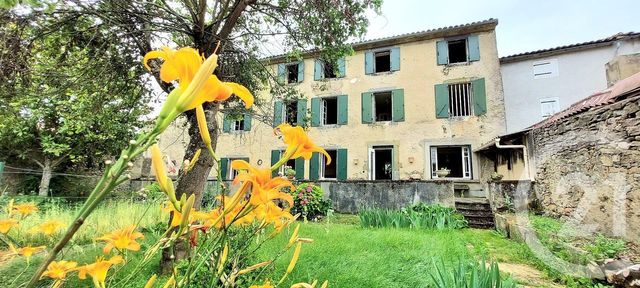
(77, 255, 124, 288)
(34, 220, 64, 236)
(250, 280, 274, 288)
(11, 244, 46, 260)
(231, 160, 294, 206)
(12, 203, 38, 217)
(275, 124, 331, 164)
(0, 218, 18, 234)
(286, 242, 302, 274)
(150, 144, 178, 206)
(41, 260, 78, 288)
(196, 105, 212, 147)
(95, 225, 144, 254)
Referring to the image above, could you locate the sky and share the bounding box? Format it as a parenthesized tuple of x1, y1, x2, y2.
(364, 0, 640, 57)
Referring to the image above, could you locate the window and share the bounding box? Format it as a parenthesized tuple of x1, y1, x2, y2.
(373, 92, 393, 122)
(323, 61, 337, 79)
(284, 100, 298, 125)
(369, 146, 393, 180)
(231, 116, 245, 131)
(540, 97, 560, 117)
(448, 82, 473, 117)
(447, 39, 468, 64)
(374, 50, 391, 73)
(319, 150, 337, 179)
(533, 59, 559, 79)
(286, 63, 299, 84)
(430, 146, 471, 179)
(223, 157, 249, 180)
(322, 97, 338, 125)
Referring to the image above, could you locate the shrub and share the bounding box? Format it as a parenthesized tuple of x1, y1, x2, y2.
(290, 183, 332, 221)
(585, 234, 626, 259)
(429, 257, 517, 288)
(359, 203, 467, 229)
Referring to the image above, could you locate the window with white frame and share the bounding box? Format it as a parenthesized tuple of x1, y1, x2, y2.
(540, 97, 560, 117)
(322, 97, 338, 125)
(532, 59, 559, 79)
(319, 149, 337, 179)
(430, 146, 471, 179)
(226, 158, 246, 180)
(231, 115, 245, 131)
(448, 82, 473, 117)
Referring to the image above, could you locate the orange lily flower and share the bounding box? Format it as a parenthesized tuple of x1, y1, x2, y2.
(275, 124, 331, 164)
(250, 280, 274, 288)
(231, 160, 294, 206)
(41, 260, 78, 288)
(78, 255, 123, 288)
(35, 220, 64, 236)
(95, 225, 144, 254)
(161, 202, 197, 227)
(11, 244, 46, 260)
(12, 203, 38, 217)
(0, 218, 18, 233)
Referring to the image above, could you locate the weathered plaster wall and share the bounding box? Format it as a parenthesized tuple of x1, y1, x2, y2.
(530, 95, 640, 241)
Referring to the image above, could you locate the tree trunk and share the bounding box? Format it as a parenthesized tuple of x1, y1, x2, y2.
(38, 158, 53, 197)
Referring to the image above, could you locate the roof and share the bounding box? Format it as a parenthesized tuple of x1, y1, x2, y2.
(264, 18, 498, 64)
(529, 71, 640, 129)
(500, 32, 640, 63)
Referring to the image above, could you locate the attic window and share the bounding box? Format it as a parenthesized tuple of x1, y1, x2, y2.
(286, 64, 299, 84)
(374, 50, 391, 73)
(448, 39, 468, 64)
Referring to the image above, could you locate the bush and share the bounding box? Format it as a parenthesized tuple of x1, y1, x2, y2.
(290, 183, 332, 220)
(429, 257, 517, 288)
(359, 203, 467, 229)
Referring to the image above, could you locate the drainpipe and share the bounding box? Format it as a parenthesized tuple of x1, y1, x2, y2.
(494, 138, 532, 181)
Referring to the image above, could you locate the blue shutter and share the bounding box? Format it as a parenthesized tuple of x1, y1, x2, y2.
(467, 35, 480, 62)
(297, 61, 304, 82)
(337, 149, 348, 180)
(270, 150, 280, 177)
(436, 40, 448, 65)
(473, 78, 487, 116)
(295, 157, 305, 179)
(337, 57, 346, 77)
(277, 64, 286, 84)
(310, 97, 321, 127)
(364, 51, 374, 74)
(309, 152, 320, 180)
(296, 99, 307, 126)
(314, 59, 323, 80)
(273, 100, 283, 127)
(390, 47, 400, 71)
(361, 92, 373, 123)
(435, 84, 449, 118)
(392, 89, 405, 122)
(244, 113, 252, 131)
(220, 158, 229, 180)
(337, 95, 348, 125)
(222, 115, 231, 132)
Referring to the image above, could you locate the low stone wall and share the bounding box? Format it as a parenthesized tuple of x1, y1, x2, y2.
(530, 95, 640, 241)
(486, 180, 536, 213)
(318, 180, 455, 214)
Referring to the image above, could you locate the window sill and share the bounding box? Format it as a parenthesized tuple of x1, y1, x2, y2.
(445, 62, 471, 67)
(318, 124, 341, 129)
(367, 71, 395, 76)
(316, 76, 345, 82)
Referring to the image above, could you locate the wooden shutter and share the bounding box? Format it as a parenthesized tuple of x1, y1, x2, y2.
(361, 92, 373, 124)
(467, 35, 480, 62)
(364, 51, 374, 74)
(277, 64, 286, 84)
(390, 47, 401, 71)
(337, 95, 348, 125)
(473, 78, 487, 116)
(244, 113, 252, 131)
(296, 99, 307, 126)
(273, 100, 283, 127)
(270, 150, 280, 177)
(436, 40, 448, 65)
(309, 152, 320, 180)
(337, 57, 346, 77)
(222, 115, 231, 132)
(314, 59, 323, 80)
(392, 89, 405, 122)
(310, 97, 321, 127)
(434, 84, 450, 118)
(295, 157, 305, 179)
(297, 61, 305, 82)
(337, 149, 348, 180)
(220, 158, 229, 180)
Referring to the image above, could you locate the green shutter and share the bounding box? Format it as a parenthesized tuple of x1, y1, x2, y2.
(337, 149, 348, 180)
(244, 113, 252, 131)
(309, 152, 320, 180)
(271, 150, 280, 177)
(222, 115, 231, 132)
(473, 78, 487, 116)
(361, 92, 373, 124)
(310, 97, 321, 127)
(364, 51, 374, 74)
(436, 40, 448, 65)
(296, 99, 307, 126)
(467, 35, 480, 62)
(273, 100, 283, 127)
(435, 84, 450, 118)
(337, 95, 348, 125)
(390, 47, 400, 71)
(220, 158, 229, 180)
(314, 59, 323, 80)
(295, 157, 305, 179)
(392, 89, 405, 122)
(337, 57, 346, 77)
(277, 64, 286, 84)
(297, 61, 304, 82)
(0, 161, 4, 187)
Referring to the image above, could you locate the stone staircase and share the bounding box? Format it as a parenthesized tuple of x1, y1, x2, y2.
(455, 197, 495, 229)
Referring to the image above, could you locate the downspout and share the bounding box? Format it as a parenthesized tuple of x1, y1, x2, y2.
(494, 137, 532, 181)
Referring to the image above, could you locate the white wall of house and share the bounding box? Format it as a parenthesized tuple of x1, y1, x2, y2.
(501, 37, 640, 133)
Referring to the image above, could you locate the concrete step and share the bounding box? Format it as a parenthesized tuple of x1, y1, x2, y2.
(455, 197, 495, 229)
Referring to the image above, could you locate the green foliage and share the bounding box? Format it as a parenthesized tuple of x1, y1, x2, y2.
(359, 203, 468, 229)
(429, 257, 517, 288)
(585, 234, 627, 259)
(290, 183, 332, 220)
